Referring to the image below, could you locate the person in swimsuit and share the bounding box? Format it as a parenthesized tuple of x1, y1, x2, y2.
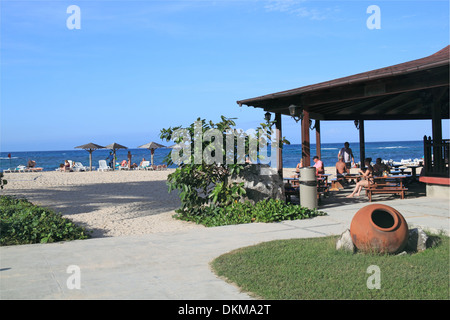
(346, 158, 374, 198)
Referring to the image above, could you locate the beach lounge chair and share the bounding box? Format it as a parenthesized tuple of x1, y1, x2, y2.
(138, 161, 150, 170)
(15, 165, 27, 172)
(118, 160, 129, 170)
(98, 160, 112, 172)
(73, 162, 87, 172)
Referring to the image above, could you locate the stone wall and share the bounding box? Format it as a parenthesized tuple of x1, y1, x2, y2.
(228, 164, 284, 204)
(426, 184, 450, 198)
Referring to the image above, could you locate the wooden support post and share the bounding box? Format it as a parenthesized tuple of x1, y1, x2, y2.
(432, 93, 443, 171)
(275, 113, 283, 178)
(302, 110, 311, 167)
(359, 120, 366, 169)
(315, 120, 321, 160)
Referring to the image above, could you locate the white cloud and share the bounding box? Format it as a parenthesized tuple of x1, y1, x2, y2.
(263, 0, 335, 20)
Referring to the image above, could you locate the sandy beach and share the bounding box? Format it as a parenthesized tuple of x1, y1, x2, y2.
(1, 169, 205, 238)
(0, 165, 401, 238)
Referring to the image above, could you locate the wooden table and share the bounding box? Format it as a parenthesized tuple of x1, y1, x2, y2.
(284, 177, 299, 201)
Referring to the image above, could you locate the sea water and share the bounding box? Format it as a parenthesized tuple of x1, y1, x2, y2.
(0, 141, 424, 172)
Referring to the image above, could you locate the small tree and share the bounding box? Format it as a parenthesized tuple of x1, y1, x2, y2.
(160, 115, 289, 216)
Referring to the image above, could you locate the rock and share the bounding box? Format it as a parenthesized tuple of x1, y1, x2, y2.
(336, 229, 356, 253)
(228, 164, 284, 204)
(406, 228, 429, 252)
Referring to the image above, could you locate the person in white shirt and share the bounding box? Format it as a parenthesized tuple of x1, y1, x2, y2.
(338, 142, 355, 169)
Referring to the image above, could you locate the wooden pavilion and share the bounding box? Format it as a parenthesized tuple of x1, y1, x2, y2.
(237, 46, 449, 194)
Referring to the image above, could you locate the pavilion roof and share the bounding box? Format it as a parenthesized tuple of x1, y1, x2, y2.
(237, 46, 449, 120)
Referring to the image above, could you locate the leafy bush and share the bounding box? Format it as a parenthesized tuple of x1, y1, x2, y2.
(0, 196, 90, 246)
(160, 115, 324, 227)
(161, 116, 253, 214)
(0, 172, 7, 189)
(173, 198, 326, 227)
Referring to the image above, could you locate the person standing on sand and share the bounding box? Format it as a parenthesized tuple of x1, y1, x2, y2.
(338, 142, 355, 169)
(127, 151, 132, 169)
(107, 152, 114, 168)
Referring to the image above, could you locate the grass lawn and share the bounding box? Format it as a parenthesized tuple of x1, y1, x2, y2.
(211, 235, 449, 300)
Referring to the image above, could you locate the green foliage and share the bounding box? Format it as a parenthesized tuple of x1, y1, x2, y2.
(173, 199, 326, 227)
(160, 115, 321, 227)
(0, 196, 90, 246)
(0, 172, 7, 189)
(160, 115, 292, 221)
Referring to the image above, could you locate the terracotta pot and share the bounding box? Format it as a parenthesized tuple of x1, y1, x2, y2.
(350, 204, 408, 254)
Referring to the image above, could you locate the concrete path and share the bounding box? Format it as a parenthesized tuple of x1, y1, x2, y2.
(1, 197, 448, 300)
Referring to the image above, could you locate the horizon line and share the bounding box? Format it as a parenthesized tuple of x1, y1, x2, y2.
(0, 139, 426, 154)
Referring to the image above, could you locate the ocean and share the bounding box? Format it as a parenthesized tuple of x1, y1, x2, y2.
(0, 140, 424, 172)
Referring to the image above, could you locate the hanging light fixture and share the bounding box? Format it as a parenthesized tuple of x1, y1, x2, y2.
(354, 120, 360, 130)
(264, 111, 271, 122)
(288, 104, 303, 122)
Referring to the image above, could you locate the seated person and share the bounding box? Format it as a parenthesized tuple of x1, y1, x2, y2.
(295, 158, 303, 173)
(291, 158, 303, 178)
(61, 160, 71, 172)
(139, 158, 146, 167)
(373, 158, 390, 176)
(346, 158, 374, 198)
(335, 156, 348, 177)
(129, 161, 138, 169)
(313, 156, 325, 175)
(27, 159, 36, 168)
(120, 160, 128, 167)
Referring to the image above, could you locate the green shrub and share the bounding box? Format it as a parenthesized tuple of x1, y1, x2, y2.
(0, 196, 90, 246)
(173, 198, 326, 227)
(0, 172, 7, 189)
(160, 115, 321, 227)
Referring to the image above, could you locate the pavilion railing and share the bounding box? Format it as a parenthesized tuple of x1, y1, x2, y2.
(423, 136, 450, 177)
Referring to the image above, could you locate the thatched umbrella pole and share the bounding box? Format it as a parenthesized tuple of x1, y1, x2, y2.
(138, 142, 166, 167)
(88, 149, 93, 171)
(104, 143, 128, 171)
(74, 143, 105, 171)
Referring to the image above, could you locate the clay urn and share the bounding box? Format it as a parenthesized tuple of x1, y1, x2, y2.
(350, 204, 408, 254)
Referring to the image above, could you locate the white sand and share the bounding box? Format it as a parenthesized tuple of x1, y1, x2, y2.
(0, 165, 401, 238)
(1, 169, 204, 238)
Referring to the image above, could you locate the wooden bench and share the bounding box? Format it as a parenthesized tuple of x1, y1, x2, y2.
(285, 186, 299, 201)
(365, 182, 408, 202)
(284, 175, 330, 202)
(317, 175, 330, 198)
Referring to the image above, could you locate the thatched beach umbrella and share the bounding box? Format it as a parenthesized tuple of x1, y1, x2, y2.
(75, 142, 105, 171)
(104, 142, 128, 170)
(138, 142, 166, 166)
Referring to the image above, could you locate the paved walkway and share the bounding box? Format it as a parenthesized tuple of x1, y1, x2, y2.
(1, 196, 449, 300)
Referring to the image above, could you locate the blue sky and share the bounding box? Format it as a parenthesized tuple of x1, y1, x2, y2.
(1, 0, 449, 152)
